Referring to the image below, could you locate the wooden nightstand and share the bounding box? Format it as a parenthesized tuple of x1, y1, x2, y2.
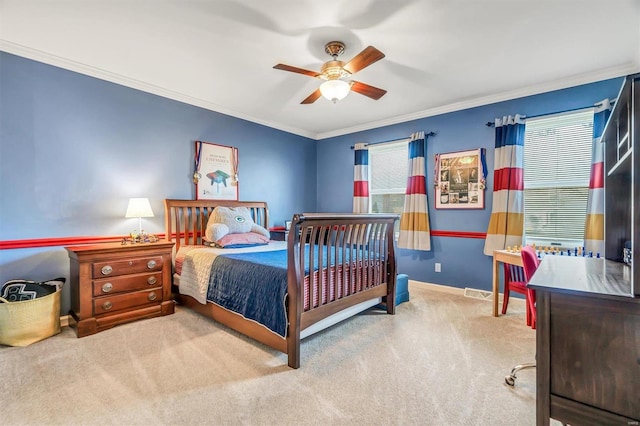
(65, 241, 175, 337)
(270, 230, 289, 241)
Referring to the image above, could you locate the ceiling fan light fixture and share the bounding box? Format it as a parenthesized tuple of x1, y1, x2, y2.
(274, 41, 385, 104)
(320, 79, 351, 103)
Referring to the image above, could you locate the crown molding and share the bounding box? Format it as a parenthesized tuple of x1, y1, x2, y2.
(0, 40, 317, 140)
(3, 40, 638, 142)
(316, 62, 640, 140)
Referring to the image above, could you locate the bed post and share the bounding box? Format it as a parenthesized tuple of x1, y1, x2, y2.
(286, 215, 303, 369)
(386, 221, 398, 315)
(164, 200, 173, 245)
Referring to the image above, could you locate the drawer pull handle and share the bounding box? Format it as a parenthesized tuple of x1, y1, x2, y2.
(148, 292, 157, 301)
(101, 265, 113, 275)
(147, 260, 157, 269)
(147, 276, 157, 285)
(102, 283, 113, 293)
(102, 301, 113, 311)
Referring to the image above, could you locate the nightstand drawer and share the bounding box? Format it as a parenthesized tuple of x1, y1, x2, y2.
(94, 289, 161, 315)
(92, 256, 163, 278)
(92, 272, 163, 297)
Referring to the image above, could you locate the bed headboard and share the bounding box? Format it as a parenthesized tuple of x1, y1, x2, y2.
(164, 199, 269, 251)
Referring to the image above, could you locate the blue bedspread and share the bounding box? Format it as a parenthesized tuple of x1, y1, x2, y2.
(205, 246, 381, 337)
(207, 250, 289, 336)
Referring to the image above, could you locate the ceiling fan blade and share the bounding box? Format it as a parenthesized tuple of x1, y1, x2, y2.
(351, 81, 387, 100)
(273, 64, 321, 78)
(343, 46, 385, 74)
(301, 89, 322, 104)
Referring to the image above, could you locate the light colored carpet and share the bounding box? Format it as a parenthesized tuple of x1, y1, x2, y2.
(1, 283, 537, 425)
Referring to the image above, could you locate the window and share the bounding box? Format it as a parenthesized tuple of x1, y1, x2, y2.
(368, 141, 409, 216)
(523, 109, 594, 249)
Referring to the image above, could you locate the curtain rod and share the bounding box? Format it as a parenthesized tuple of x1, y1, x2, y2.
(484, 100, 614, 127)
(350, 131, 436, 149)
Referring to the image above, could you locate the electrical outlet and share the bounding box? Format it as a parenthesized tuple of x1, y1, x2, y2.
(435, 262, 441, 272)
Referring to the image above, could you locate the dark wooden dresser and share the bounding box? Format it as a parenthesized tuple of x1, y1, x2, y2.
(65, 241, 175, 337)
(528, 256, 640, 425)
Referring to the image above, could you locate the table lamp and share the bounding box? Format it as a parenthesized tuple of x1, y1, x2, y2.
(125, 198, 154, 235)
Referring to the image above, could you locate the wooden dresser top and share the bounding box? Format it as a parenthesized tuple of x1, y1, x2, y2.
(65, 241, 174, 255)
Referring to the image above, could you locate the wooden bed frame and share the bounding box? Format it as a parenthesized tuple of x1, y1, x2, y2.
(164, 199, 398, 368)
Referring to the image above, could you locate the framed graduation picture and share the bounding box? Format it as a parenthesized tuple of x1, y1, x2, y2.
(435, 148, 486, 209)
(193, 141, 239, 200)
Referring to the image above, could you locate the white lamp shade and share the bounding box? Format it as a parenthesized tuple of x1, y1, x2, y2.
(320, 80, 351, 103)
(125, 198, 154, 218)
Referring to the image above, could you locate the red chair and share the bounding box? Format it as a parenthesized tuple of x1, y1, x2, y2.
(501, 246, 541, 328)
(501, 262, 532, 326)
(520, 246, 540, 329)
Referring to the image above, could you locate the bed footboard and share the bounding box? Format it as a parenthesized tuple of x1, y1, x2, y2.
(286, 213, 398, 368)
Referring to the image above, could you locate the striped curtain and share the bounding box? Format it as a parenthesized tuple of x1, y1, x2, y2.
(483, 115, 525, 255)
(398, 132, 431, 251)
(584, 99, 612, 255)
(353, 143, 369, 213)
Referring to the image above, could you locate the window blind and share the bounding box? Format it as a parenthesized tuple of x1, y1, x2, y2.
(369, 141, 408, 214)
(523, 109, 594, 246)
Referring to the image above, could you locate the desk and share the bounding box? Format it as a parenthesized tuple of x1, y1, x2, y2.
(528, 256, 639, 425)
(492, 249, 523, 317)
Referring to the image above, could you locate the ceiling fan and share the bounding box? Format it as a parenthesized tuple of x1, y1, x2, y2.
(274, 41, 387, 104)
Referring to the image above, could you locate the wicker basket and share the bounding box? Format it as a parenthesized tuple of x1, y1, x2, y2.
(0, 290, 61, 347)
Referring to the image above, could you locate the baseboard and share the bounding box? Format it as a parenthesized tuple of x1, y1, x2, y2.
(408, 279, 525, 305)
(410, 279, 465, 296)
(60, 315, 69, 327)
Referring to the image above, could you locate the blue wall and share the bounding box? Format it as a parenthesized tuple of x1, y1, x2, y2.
(0, 52, 317, 312)
(0, 51, 624, 315)
(316, 78, 623, 292)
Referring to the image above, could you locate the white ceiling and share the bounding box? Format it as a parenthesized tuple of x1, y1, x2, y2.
(1, 1, 639, 140)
